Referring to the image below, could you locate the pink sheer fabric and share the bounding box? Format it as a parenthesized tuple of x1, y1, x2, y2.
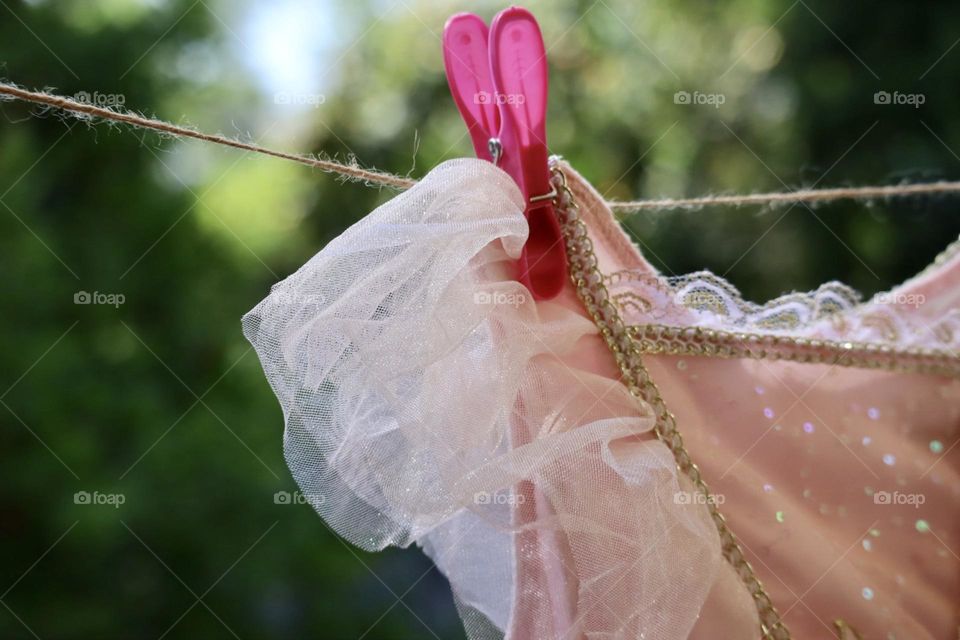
(244, 158, 959, 639)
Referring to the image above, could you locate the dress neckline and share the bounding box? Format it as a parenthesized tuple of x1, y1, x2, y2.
(559, 160, 960, 353)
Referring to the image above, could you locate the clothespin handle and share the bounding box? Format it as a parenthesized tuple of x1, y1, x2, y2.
(489, 7, 550, 202)
(442, 14, 499, 161)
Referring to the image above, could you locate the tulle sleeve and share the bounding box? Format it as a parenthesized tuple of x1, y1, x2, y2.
(242, 158, 729, 639)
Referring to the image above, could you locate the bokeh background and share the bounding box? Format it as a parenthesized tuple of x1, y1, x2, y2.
(2, 0, 959, 638)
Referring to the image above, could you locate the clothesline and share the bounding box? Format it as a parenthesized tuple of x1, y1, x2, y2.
(3, 81, 960, 213)
(0, 82, 416, 190)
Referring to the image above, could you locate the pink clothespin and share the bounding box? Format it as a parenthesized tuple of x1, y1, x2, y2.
(443, 6, 567, 301)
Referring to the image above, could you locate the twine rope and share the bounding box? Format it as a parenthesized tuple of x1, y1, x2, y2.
(3, 81, 960, 211)
(0, 82, 416, 190)
(606, 183, 960, 213)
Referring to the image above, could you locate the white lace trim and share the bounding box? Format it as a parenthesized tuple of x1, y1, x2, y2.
(606, 260, 960, 353)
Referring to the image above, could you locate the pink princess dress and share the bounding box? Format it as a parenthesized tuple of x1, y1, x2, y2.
(243, 158, 960, 639)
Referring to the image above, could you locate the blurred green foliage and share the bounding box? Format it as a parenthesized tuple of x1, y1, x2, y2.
(1, 0, 958, 638)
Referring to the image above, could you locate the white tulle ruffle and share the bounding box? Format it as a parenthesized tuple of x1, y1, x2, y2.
(243, 159, 724, 639)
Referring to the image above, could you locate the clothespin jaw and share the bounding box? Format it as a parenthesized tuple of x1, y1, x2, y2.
(443, 6, 568, 301)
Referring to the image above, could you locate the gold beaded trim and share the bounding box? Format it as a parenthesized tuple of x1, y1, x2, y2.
(549, 160, 792, 640)
(833, 619, 864, 639)
(628, 324, 960, 379)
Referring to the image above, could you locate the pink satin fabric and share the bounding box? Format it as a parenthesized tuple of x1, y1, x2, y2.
(534, 162, 960, 639)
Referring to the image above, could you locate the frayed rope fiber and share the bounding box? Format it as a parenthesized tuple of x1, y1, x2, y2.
(0, 82, 416, 190)
(607, 182, 960, 213)
(3, 81, 960, 212)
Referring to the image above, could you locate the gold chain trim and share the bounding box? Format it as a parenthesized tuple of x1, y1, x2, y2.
(629, 324, 960, 378)
(549, 161, 792, 640)
(833, 619, 864, 639)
